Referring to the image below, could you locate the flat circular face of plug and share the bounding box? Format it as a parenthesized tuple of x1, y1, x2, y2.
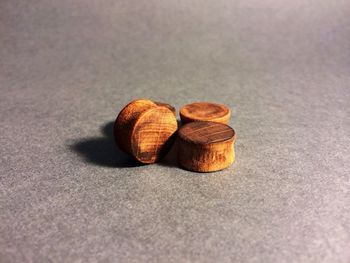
(180, 102, 230, 124)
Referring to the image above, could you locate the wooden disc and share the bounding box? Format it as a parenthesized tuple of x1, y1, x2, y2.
(114, 99, 156, 154)
(178, 121, 236, 172)
(131, 107, 178, 163)
(114, 99, 178, 164)
(180, 102, 230, 124)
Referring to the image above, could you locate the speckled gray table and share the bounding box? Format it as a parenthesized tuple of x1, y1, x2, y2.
(1, 0, 349, 262)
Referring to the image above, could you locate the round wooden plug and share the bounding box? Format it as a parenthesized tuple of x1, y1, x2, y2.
(114, 99, 178, 164)
(177, 121, 236, 172)
(180, 102, 230, 124)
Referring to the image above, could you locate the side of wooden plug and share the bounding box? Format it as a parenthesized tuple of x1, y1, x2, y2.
(177, 121, 236, 172)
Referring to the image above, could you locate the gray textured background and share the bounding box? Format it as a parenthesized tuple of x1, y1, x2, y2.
(1, 0, 350, 262)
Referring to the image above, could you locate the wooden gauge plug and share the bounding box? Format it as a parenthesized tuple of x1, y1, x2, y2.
(114, 99, 178, 164)
(177, 121, 236, 172)
(180, 102, 231, 124)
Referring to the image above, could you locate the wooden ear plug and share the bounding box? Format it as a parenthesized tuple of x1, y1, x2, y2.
(180, 102, 230, 124)
(114, 99, 178, 164)
(177, 121, 236, 172)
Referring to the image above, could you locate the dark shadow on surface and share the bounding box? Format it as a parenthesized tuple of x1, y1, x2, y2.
(159, 120, 181, 167)
(157, 119, 182, 167)
(158, 119, 182, 167)
(70, 118, 183, 168)
(177, 119, 182, 128)
(159, 136, 178, 167)
(69, 121, 142, 168)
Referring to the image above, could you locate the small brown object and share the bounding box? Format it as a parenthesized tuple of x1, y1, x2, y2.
(114, 99, 178, 164)
(180, 102, 230, 124)
(178, 121, 236, 172)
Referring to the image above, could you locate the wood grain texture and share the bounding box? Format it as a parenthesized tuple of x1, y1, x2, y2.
(180, 102, 230, 124)
(178, 121, 236, 172)
(154, 101, 176, 115)
(114, 99, 178, 163)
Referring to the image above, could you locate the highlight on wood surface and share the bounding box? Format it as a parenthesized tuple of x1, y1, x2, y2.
(114, 99, 178, 164)
(180, 102, 231, 124)
(154, 101, 176, 115)
(177, 121, 236, 172)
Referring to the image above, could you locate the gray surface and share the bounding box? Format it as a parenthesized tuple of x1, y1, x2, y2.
(1, 0, 350, 262)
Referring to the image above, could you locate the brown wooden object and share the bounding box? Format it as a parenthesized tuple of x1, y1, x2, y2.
(177, 121, 236, 172)
(114, 99, 178, 164)
(154, 101, 176, 115)
(180, 102, 230, 124)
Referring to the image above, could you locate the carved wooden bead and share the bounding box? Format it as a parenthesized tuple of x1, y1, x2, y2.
(178, 121, 236, 172)
(114, 99, 178, 164)
(180, 102, 231, 124)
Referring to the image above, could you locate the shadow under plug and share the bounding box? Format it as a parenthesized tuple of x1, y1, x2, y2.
(69, 121, 142, 168)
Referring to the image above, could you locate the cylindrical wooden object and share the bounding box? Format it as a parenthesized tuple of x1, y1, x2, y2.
(114, 99, 178, 164)
(180, 102, 230, 124)
(177, 121, 236, 172)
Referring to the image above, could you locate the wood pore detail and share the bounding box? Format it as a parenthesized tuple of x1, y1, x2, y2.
(178, 121, 236, 172)
(114, 99, 177, 164)
(180, 102, 230, 124)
